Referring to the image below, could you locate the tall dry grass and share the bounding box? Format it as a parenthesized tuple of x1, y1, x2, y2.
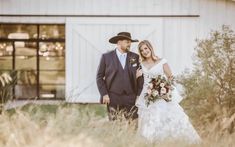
(0, 104, 234, 147)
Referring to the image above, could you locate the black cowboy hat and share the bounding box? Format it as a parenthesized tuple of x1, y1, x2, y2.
(109, 32, 139, 44)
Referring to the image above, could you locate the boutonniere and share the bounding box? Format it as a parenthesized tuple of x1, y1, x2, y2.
(129, 57, 137, 67)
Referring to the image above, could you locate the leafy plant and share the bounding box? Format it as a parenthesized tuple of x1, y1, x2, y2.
(0, 70, 17, 113)
(178, 25, 235, 135)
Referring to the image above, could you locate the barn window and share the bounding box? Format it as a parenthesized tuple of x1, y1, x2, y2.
(0, 24, 65, 100)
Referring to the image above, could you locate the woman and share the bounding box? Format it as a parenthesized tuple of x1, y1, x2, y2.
(135, 40, 201, 143)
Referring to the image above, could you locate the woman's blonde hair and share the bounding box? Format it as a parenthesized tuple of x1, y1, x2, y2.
(138, 40, 158, 61)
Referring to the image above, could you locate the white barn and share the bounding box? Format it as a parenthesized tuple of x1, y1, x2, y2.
(0, 0, 235, 103)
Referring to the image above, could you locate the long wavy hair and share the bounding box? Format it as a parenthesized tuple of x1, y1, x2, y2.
(137, 40, 158, 61)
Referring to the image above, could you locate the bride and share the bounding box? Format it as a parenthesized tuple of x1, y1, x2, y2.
(135, 40, 201, 143)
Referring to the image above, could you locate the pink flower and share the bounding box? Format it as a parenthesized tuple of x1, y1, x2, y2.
(147, 89, 152, 95)
(148, 83, 153, 89)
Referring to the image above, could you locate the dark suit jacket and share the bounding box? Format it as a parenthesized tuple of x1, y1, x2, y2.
(96, 49, 144, 103)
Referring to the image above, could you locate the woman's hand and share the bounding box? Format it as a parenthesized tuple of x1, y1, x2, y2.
(136, 67, 143, 79)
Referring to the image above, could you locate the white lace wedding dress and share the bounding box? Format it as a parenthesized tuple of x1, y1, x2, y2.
(135, 58, 201, 143)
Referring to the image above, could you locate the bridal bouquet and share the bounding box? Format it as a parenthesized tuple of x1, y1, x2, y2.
(144, 75, 174, 106)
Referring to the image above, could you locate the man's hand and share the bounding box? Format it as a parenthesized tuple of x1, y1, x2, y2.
(135, 96, 139, 104)
(102, 94, 110, 104)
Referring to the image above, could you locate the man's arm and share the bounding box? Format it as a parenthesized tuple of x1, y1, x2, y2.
(96, 54, 108, 98)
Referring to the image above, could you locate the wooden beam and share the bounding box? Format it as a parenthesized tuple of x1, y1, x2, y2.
(0, 14, 200, 18)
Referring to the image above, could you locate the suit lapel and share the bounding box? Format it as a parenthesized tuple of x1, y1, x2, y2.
(111, 50, 135, 75)
(111, 50, 119, 71)
(127, 52, 131, 70)
(127, 52, 135, 77)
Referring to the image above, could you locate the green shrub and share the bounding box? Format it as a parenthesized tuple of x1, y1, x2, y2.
(178, 25, 235, 135)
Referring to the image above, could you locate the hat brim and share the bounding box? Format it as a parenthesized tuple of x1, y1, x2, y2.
(109, 35, 139, 44)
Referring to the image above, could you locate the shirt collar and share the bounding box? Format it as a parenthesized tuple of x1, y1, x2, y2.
(116, 48, 127, 57)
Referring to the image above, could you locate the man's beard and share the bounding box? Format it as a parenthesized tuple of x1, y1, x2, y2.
(120, 46, 130, 52)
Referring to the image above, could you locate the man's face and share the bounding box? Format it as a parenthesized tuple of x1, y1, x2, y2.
(118, 39, 131, 52)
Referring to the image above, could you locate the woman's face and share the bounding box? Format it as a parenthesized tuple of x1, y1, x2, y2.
(140, 44, 152, 59)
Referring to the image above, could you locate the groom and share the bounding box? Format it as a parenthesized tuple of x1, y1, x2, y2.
(96, 32, 144, 121)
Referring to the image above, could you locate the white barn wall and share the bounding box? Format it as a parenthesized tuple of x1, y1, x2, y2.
(0, 0, 198, 15)
(0, 0, 233, 17)
(197, 0, 235, 37)
(1, 0, 234, 30)
(0, 0, 234, 35)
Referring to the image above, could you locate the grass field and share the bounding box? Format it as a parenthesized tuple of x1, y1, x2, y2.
(0, 103, 234, 147)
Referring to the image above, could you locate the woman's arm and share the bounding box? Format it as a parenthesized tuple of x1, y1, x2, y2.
(163, 63, 174, 81)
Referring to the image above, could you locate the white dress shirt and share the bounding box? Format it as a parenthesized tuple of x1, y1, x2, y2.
(116, 48, 127, 69)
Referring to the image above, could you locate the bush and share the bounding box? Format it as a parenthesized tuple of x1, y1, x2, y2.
(178, 25, 235, 136)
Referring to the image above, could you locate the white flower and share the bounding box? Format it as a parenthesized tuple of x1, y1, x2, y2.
(147, 89, 152, 95)
(160, 83, 165, 87)
(152, 90, 159, 97)
(167, 93, 172, 100)
(148, 83, 153, 89)
(160, 88, 167, 94)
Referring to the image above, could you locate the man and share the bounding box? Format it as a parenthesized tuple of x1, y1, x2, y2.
(96, 32, 144, 121)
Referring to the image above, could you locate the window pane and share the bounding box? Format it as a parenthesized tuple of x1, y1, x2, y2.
(15, 42, 37, 56)
(17, 70, 37, 85)
(0, 42, 14, 56)
(39, 42, 65, 57)
(15, 56, 36, 70)
(15, 84, 37, 99)
(0, 57, 12, 70)
(15, 41, 37, 70)
(40, 56, 65, 70)
(40, 71, 65, 84)
(0, 42, 13, 69)
(15, 70, 37, 98)
(39, 42, 65, 70)
(0, 24, 37, 39)
(40, 85, 65, 99)
(39, 25, 65, 39)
